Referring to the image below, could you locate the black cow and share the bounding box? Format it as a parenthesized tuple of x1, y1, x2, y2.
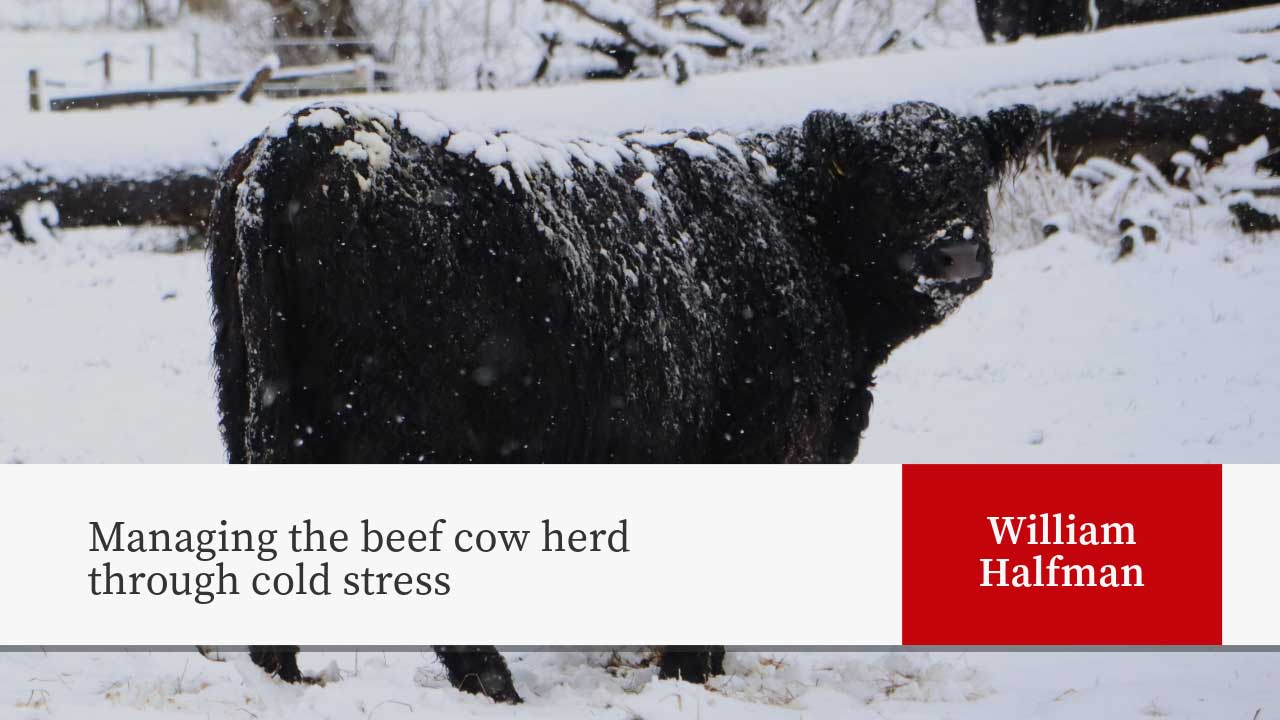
(208, 100, 1040, 700)
(975, 0, 1276, 42)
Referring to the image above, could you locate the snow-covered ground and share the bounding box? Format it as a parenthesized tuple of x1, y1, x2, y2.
(2, 217, 1276, 463)
(0, 6, 1274, 467)
(3, 649, 1277, 719)
(860, 226, 1280, 462)
(0, 230, 221, 463)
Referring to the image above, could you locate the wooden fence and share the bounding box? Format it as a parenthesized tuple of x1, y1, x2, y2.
(29, 58, 397, 112)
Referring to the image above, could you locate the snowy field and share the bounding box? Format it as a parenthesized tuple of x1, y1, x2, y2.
(2, 10, 1276, 464)
(3, 3, 1278, 719)
(1, 10, 1277, 464)
(2, 219, 1276, 463)
(3, 649, 1278, 720)
(860, 225, 1280, 462)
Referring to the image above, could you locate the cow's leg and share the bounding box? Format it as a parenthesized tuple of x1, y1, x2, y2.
(433, 646, 521, 704)
(196, 645, 225, 662)
(658, 646, 726, 684)
(826, 383, 875, 463)
(248, 645, 303, 683)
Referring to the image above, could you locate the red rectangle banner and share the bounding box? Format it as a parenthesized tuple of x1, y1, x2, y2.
(902, 465, 1222, 645)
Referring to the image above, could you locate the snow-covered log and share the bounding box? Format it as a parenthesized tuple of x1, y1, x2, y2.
(976, 0, 1277, 43)
(968, 11, 1280, 179)
(0, 171, 216, 233)
(0, 101, 260, 239)
(1046, 89, 1280, 173)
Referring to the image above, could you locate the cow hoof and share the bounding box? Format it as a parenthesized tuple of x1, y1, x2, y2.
(458, 671, 522, 702)
(435, 646, 521, 703)
(248, 646, 303, 683)
(456, 674, 522, 704)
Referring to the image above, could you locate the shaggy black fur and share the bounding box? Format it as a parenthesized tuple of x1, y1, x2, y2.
(210, 100, 1038, 464)
(975, 0, 1275, 41)
(211, 100, 1039, 700)
(659, 647, 727, 683)
(434, 646, 521, 703)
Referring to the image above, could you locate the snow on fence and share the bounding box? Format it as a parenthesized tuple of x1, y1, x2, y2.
(30, 57, 397, 112)
(2, 6, 1278, 236)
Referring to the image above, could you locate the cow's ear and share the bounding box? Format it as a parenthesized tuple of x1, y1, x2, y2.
(802, 110, 868, 189)
(975, 104, 1043, 177)
(803, 109, 858, 150)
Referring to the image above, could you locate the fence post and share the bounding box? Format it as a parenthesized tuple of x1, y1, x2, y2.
(237, 55, 277, 103)
(192, 32, 201, 79)
(355, 54, 376, 94)
(102, 51, 113, 86)
(28, 69, 41, 112)
(147, 44, 156, 83)
(417, 3, 427, 73)
(483, 0, 493, 58)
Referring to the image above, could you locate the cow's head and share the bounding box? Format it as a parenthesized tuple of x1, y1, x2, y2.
(802, 101, 1041, 347)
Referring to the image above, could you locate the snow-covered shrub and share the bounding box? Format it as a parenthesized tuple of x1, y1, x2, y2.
(2, 0, 984, 90)
(531, 0, 769, 84)
(156, 0, 983, 90)
(989, 135, 1280, 258)
(766, 0, 983, 63)
(391, 0, 982, 88)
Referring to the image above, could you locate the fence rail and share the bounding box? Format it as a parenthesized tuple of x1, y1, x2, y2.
(30, 60, 397, 112)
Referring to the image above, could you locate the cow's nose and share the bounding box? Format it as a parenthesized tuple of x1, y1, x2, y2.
(933, 242, 986, 282)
